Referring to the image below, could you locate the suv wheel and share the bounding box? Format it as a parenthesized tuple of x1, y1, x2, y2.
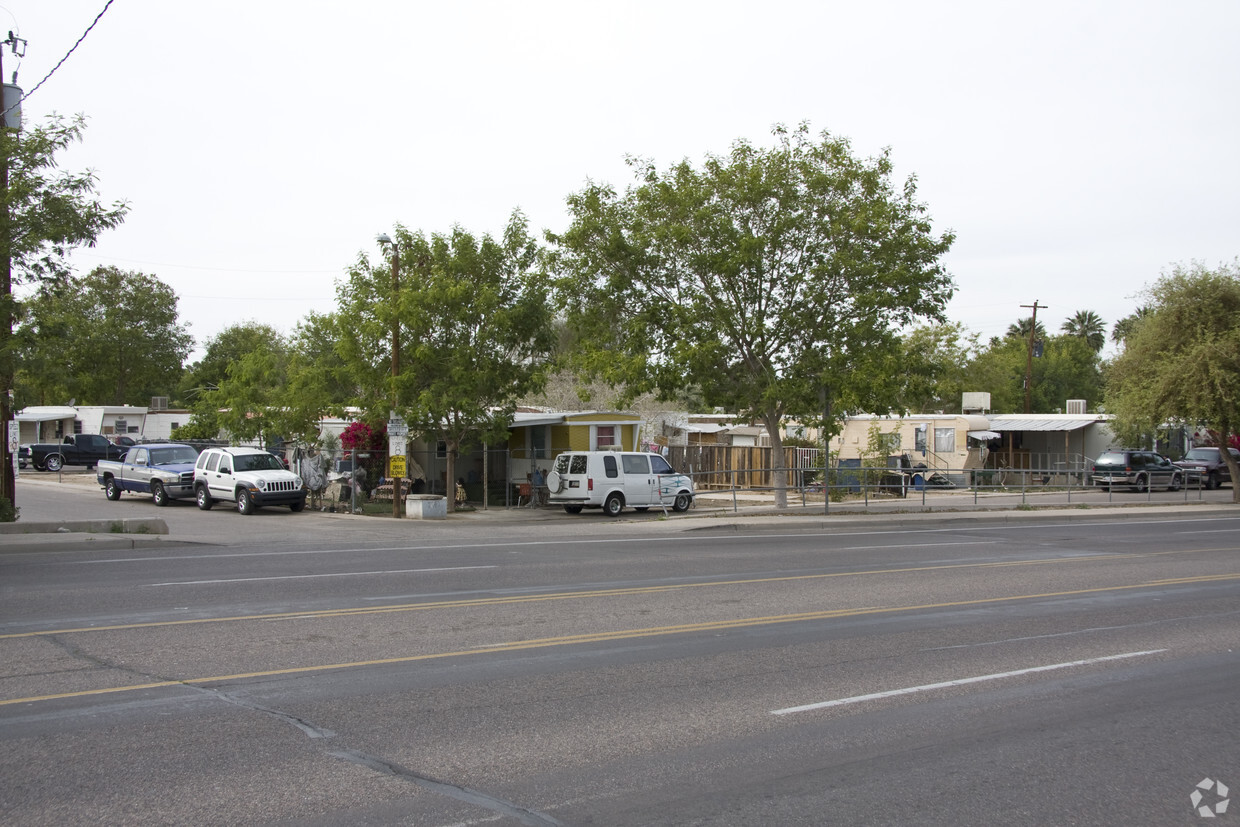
(603, 493, 624, 517)
(1134, 473, 1149, 493)
(1208, 471, 1221, 490)
(236, 489, 255, 515)
(1169, 472, 1182, 492)
(196, 485, 214, 510)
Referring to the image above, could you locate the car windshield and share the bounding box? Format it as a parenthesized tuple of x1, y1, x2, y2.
(1183, 448, 1217, 461)
(150, 446, 199, 466)
(235, 453, 285, 472)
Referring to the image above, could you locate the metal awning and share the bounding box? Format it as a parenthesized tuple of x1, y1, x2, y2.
(967, 430, 1002, 440)
(15, 409, 77, 423)
(987, 417, 1101, 432)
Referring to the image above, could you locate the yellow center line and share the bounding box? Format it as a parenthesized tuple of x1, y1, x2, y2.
(0, 547, 1220, 641)
(4, 569, 1239, 708)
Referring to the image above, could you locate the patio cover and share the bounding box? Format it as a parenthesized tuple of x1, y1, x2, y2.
(987, 416, 1100, 432)
(15, 406, 77, 422)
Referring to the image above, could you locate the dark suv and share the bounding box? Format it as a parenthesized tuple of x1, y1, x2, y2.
(1091, 450, 1183, 492)
(1176, 446, 1239, 489)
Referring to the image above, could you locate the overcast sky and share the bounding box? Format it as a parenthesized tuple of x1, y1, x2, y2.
(7, 1, 1238, 364)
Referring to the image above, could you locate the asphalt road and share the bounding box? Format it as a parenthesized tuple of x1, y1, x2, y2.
(1, 475, 1238, 825)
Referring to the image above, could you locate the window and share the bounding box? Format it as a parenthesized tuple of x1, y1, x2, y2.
(595, 426, 616, 448)
(603, 454, 619, 478)
(530, 426, 547, 459)
(650, 455, 674, 475)
(934, 428, 955, 453)
(914, 424, 927, 455)
(621, 454, 650, 475)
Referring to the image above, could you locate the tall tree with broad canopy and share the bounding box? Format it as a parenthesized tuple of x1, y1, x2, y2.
(1105, 261, 1240, 501)
(1, 114, 128, 506)
(336, 211, 556, 498)
(548, 124, 955, 506)
(962, 333, 1102, 415)
(17, 266, 190, 406)
(895, 323, 978, 413)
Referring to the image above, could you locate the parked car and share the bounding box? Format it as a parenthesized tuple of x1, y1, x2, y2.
(96, 443, 200, 506)
(1175, 446, 1239, 490)
(1090, 450, 1183, 492)
(547, 450, 694, 516)
(193, 446, 307, 514)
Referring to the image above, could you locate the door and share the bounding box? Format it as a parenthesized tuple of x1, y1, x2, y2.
(620, 453, 657, 506)
(128, 447, 152, 492)
(205, 453, 235, 499)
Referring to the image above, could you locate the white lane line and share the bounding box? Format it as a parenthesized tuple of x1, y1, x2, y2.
(770, 649, 1168, 715)
(73, 515, 1240, 565)
(149, 566, 497, 586)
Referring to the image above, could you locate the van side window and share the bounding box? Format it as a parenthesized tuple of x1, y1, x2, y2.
(622, 454, 650, 475)
(649, 455, 674, 474)
(569, 455, 588, 474)
(603, 455, 619, 478)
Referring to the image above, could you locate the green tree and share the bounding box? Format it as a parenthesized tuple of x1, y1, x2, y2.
(895, 323, 978, 413)
(16, 266, 190, 406)
(178, 322, 289, 441)
(1005, 316, 1048, 341)
(1110, 306, 1150, 347)
(1, 114, 128, 503)
(1105, 261, 1240, 501)
(963, 334, 1102, 414)
(182, 324, 292, 446)
(178, 321, 281, 405)
(337, 211, 556, 496)
(548, 123, 955, 506)
(1061, 309, 1106, 352)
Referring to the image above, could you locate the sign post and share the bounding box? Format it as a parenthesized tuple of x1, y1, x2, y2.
(387, 414, 408, 518)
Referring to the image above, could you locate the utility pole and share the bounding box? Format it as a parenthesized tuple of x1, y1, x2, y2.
(0, 31, 26, 510)
(1021, 300, 1047, 414)
(377, 233, 403, 518)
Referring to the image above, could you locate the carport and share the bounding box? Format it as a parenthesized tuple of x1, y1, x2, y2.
(987, 413, 1115, 477)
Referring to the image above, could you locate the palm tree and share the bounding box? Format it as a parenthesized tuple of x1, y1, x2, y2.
(1061, 310, 1106, 352)
(1111, 306, 1150, 345)
(1006, 317, 1047, 341)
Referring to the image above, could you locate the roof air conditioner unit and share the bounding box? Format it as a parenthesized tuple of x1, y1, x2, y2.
(150, 396, 169, 410)
(1066, 399, 1086, 415)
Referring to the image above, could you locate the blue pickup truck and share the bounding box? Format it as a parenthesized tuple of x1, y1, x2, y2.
(95, 443, 201, 506)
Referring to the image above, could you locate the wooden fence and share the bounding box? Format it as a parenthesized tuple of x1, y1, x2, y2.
(665, 445, 823, 490)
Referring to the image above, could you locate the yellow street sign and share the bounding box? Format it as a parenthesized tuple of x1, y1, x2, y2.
(389, 456, 406, 478)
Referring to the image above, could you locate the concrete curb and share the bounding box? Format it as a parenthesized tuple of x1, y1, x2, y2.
(0, 518, 168, 535)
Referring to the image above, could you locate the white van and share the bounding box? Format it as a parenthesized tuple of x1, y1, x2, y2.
(547, 450, 694, 516)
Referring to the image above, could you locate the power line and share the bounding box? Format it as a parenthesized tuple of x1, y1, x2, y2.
(3, 0, 115, 118)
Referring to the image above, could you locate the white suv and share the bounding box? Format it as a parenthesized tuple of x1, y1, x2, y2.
(193, 446, 307, 514)
(547, 450, 694, 516)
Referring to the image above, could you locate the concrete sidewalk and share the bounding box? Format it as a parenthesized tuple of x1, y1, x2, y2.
(3, 467, 1236, 553)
